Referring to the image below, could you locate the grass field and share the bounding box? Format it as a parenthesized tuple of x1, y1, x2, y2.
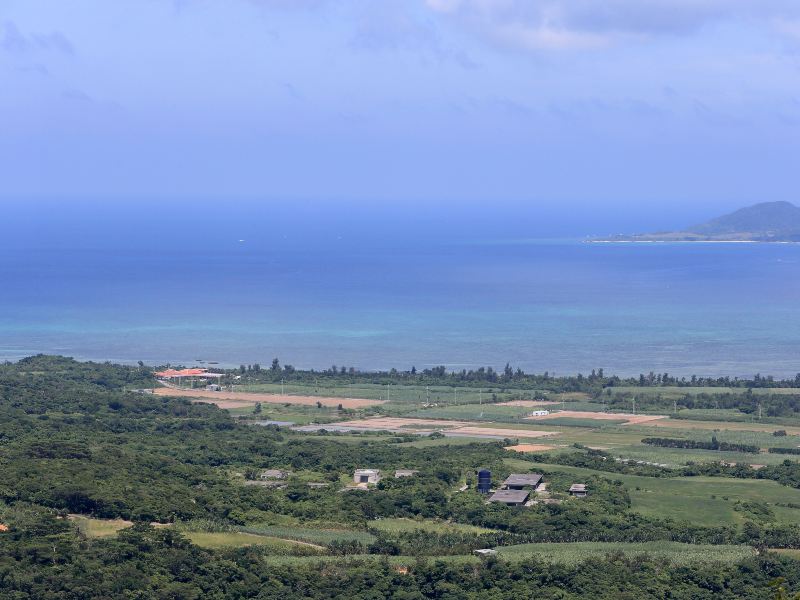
(237, 382, 521, 405)
(184, 531, 324, 550)
(638, 419, 800, 435)
(370, 518, 495, 535)
(70, 515, 132, 538)
(533, 417, 629, 428)
(399, 436, 499, 448)
(522, 461, 800, 526)
(608, 445, 793, 467)
(240, 525, 376, 545)
(259, 542, 754, 567)
(495, 541, 754, 565)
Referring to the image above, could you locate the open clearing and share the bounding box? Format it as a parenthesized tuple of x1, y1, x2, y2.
(184, 531, 324, 550)
(505, 444, 558, 453)
(637, 418, 800, 435)
(297, 417, 560, 439)
(524, 461, 800, 526)
(154, 387, 385, 409)
(371, 518, 495, 535)
(525, 410, 667, 425)
(260, 542, 752, 567)
(495, 542, 754, 565)
(497, 400, 560, 407)
(69, 515, 132, 538)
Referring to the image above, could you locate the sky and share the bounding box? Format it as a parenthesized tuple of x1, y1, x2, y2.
(2, 0, 800, 225)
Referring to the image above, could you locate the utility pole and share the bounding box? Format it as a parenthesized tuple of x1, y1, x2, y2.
(281, 379, 285, 396)
(479, 390, 482, 405)
(387, 383, 390, 402)
(673, 399, 677, 415)
(632, 397, 636, 415)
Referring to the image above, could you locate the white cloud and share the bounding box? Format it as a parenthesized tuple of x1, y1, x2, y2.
(424, 0, 800, 51)
(1, 21, 74, 55)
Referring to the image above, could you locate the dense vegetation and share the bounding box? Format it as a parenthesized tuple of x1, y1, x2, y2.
(642, 437, 760, 454)
(2, 356, 800, 598)
(199, 357, 800, 394)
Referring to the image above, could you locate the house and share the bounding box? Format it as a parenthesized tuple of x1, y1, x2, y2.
(394, 469, 418, 478)
(260, 469, 288, 480)
(488, 489, 530, 506)
(502, 473, 543, 490)
(528, 410, 550, 417)
(569, 483, 587, 497)
(473, 549, 497, 557)
(353, 468, 381, 485)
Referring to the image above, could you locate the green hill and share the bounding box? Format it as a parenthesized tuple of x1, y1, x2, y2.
(595, 201, 800, 242)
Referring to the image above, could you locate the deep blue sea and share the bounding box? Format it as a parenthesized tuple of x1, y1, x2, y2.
(2, 202, 799, 377)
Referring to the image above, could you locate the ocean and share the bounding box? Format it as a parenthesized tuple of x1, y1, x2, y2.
(2, 202, 799, 377)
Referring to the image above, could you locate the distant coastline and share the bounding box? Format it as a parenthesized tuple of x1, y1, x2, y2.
(586, 239, 797, 244)
(590, 201, 800, 244)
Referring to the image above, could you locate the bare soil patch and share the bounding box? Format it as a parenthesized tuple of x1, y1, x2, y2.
(525, 410, 667, 425)
(505, 444, 557, 453)
(449, 426, 558, 439)
(153, 387, 384, 409)
(314, 417, 559, 439)
(497, 400, 560, 407)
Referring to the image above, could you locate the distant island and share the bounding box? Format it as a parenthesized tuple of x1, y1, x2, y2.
(592, 201, 800, 243)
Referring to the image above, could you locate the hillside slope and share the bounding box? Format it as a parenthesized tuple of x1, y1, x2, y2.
(595, 201, 800, 242)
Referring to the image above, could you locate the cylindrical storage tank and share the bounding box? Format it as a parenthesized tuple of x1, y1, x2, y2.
(477, 469, 491, 494)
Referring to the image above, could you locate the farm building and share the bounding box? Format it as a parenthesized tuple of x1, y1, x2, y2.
(569, 484, 587, 497)
(260, 469, 288, 480)
(503, 473, 543, 490)
(353, 469, 381, 484)
(473, 549, 497, 556)
(527, 410, 550, 417)
(394, 469, 418, 478)
(488, 489, 530, 506)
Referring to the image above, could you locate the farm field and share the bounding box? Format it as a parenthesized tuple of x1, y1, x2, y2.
(525, 410, 667, 425)
(183, 531, 322, 550)
(494, 542, 755, 565)
(608, 445, 792, 467)
(240, 525, 376, 545)
(399, 436, 501, 448)
(505, 444, 559, 453)
(153, 386, 384, 409)
(259, 542, 753, 567)
(522, 462, 800, 525)
(296, 416, 562, 440)
(610, 386, 800, 398)
(638, 418, 800, 435)
(371, 518, 495, 535)
(236, 382, 522, 405)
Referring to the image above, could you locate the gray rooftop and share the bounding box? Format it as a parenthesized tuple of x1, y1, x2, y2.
(503, 473, 543, 488)
(569, 484, 587, 492)
(488, 489, 530, 504)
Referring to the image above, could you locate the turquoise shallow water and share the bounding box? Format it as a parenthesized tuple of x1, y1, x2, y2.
(1, 206, 799, 377)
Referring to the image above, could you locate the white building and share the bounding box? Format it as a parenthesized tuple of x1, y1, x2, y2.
(353, 469, 381, 485)
(528, 410, 550, 417)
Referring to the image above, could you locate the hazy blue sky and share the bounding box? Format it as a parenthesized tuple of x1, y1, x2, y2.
(2, 1, 799, 221)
